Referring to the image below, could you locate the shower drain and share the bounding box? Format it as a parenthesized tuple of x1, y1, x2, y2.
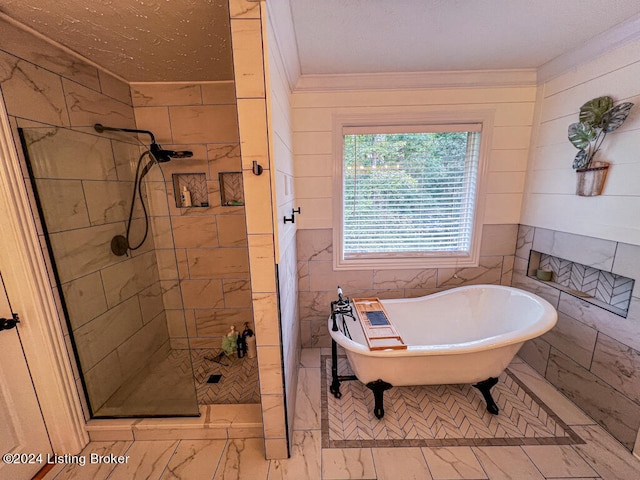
(207, 374, 222, 384)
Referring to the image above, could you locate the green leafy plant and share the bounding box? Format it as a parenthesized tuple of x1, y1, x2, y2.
(568, 96, 633, 170)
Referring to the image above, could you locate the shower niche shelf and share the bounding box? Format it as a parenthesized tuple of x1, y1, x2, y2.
(172, 173, 208, 208)
(219, 172, 244, 207)
(527, 250, 634, 318)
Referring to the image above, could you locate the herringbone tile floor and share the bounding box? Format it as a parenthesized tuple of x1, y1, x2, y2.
(160, 349, 260, 405)
(190, 348, 260, 404)
(323, 356, 581, 448)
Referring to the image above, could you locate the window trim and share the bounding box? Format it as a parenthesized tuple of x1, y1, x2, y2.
(332, 110, 494, 271)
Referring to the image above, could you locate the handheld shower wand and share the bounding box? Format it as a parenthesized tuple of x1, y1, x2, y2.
(94, 123, 194, 256)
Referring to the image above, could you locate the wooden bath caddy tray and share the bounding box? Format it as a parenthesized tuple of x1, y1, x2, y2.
(352, 298, 407, 351)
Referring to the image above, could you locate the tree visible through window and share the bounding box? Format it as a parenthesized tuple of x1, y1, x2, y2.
(342, 125, 481, 260)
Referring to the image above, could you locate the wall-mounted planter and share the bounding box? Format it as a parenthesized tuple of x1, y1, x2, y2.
(568, 96, 632, 197)
(575, 161, 609, 196)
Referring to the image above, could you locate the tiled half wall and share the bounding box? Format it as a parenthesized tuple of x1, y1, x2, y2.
(297, 224, 518, 348)
(514, 224, 640, 452)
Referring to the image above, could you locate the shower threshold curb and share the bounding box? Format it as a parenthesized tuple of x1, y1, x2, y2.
(85, 404, 263, 441)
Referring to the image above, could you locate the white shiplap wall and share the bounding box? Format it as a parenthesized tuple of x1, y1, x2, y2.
(521, 37, 640, 245)
(266, 14, 296, 256)
(264, 0, 300, 449)
(291, 85, 537, 229)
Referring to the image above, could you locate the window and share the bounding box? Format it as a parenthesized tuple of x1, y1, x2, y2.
(334, 114, 491, 270)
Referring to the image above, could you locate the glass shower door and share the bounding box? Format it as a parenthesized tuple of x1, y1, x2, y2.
(19, 126, 199, 417)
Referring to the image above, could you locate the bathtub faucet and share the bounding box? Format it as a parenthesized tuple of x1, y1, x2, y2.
(331, 286, 354, 332)
(330, 286, 358, 400)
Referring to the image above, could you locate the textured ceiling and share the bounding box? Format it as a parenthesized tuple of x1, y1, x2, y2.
(290, 0, 640, 74)
(0, 0, 233, 82)
(2, 1, 640, 82)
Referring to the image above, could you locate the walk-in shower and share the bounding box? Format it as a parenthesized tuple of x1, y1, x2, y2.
(18, 123, 259, 418)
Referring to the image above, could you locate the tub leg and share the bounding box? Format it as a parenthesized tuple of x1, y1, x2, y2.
(473, 377, 500, 415)
(366, 379, 392, 419)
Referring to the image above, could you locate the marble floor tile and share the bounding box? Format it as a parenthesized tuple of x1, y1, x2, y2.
(213, 438, 270, 480)
(572, 425, 640, 480)
(159, 440, 226, 480)
(300, 348, 321, 367)
(509, 354, 524, 364)
(322, 448, 376, 480)
(508, 361, 595, 426)
(372, 447, 432, 480)
(44, 441, 132, 480)
(522, 445, 598, 478)
(268, 431, 321, 480)
(472, 447, 545, 480)
(293, 367, 321, 430)
(51, 348, 640, 480)
(422, 447, 487, 480)
(107, 440, 177, 480)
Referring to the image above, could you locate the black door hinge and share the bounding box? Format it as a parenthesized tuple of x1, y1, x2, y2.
(0, 313, 20, 331)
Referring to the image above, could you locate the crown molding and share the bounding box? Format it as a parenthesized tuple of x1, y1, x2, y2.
(294, 69, 537, 92)
(538, 12, 640, 84)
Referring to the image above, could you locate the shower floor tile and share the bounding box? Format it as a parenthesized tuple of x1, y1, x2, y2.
(188, 348, 260, 404)
(94, 348, 259, 416)
(94, 348, 199, 417)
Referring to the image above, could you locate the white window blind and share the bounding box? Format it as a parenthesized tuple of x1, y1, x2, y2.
(342, 125, 481, 258)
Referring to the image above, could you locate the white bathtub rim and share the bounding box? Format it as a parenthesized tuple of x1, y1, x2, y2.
(328, 284, 557, 358)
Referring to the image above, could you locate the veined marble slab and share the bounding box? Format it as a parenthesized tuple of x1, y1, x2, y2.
(532, 228, 616, 271)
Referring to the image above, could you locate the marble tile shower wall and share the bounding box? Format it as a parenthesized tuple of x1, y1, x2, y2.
(20, 128, 172, 415)
(297, 224, 518, 347)
(513, 224, 640, 451)
(0, 16, 148, 418)
(130, 82, 254, 350)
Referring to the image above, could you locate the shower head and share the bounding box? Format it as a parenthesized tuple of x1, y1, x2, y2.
(94, 123, 193, 162)
(149, 142, 194, 163)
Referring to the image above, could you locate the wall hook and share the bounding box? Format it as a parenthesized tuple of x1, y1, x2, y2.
(252, 161, 263, 176)
(284, 207, 301, 224)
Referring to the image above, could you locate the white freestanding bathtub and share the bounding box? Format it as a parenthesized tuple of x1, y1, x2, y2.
(328, 284, 557, 418)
